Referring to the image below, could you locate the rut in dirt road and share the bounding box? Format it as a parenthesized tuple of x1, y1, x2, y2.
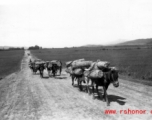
(0, 51, 152, 120)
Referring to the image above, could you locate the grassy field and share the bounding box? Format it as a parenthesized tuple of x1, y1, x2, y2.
(0, 50, 24, 78)
(31, 46, 152, 81)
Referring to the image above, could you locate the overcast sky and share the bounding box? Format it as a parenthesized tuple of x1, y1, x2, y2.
(0, 0, 152, 48)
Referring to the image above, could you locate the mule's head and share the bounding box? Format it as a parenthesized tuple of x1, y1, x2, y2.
(110, 67, 119, 87)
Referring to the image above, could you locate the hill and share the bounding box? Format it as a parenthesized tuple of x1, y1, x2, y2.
(117, 38, 152, 46)
(81, 44, 103, 47)
(0, 46, 10, 49)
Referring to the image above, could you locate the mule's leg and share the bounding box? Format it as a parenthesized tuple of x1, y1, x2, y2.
(41, 71, 43, 78)
(102, 86, 106, 102)
(77, 78, 81, 91)
(77, 77, 79, 86)
(79, 79, 82, 91)
(92, 81, 95, 99)
(103, 86, 109, 106)
(52, 69, 55, 77)
(88, 79, 93, 95)
(72, 76, 74, 86)
(53, 71, 55, 77)
(40, 70, 43, 78)
(96, 85, 100, 98)
(85, 77, 89, 93)
(48, 70, 50, 77)
(33, 69, 36, 75)
(59, 67, 62, 75)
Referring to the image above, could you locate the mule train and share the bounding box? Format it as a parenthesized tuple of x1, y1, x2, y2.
(29, 59, 62, 78)
(65, 59, 119, 106)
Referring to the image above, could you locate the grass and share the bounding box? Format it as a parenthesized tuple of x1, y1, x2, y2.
(30, 46, 152, 81)
(0, 50, 24, 78)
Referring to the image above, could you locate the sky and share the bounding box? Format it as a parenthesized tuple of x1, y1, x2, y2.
(0, 0, 152, 48)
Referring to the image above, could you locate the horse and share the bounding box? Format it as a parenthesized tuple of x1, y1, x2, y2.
(86, 68, 119, 106)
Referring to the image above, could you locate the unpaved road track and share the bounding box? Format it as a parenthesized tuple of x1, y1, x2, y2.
(0, 51, 152, 120)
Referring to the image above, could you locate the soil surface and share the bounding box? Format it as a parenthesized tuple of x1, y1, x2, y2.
(0, 50, 152, 120)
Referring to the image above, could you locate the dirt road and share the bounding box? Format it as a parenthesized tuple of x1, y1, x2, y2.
(0, 51, 152, 120)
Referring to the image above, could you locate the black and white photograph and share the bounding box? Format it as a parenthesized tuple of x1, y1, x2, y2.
(0, 0, 152, 120)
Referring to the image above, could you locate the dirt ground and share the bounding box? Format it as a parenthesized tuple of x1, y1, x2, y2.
(0, 50, 152, 120)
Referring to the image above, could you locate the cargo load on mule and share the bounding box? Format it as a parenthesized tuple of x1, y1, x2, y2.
(65, 58, 85, 68)
(65, 59, 93, 75)
(65, 61, 73, 68)
(71, 60, 93, 69)
(97, 61, 110, 71)
(72, 68, 84, 76)
(65, 67, 73, 74)
(34, 61, 46, 68)
(51, 60, 62, 66)
(84, 69, 103, 79)
(109, 66, 118, 71)
(35, 61, 46, 65)
(34, 59, 42, 63)
(65, 67, 83, 76)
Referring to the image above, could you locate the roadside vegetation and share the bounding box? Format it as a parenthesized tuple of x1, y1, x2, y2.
(0, 50, 24, 78)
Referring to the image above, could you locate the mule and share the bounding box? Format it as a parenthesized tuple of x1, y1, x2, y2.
(54, 60, 62, 75)
(39, 63, 46, 78)
(70, 68, 85, 91)
(46, 61, 53, 77)
(88, 69, 119, 106)
(51, 64, 59, 77)
(71, 74, 84, 90)
(46, 60, 62, 77)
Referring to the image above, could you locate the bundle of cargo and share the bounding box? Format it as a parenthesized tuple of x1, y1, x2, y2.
(83, 70, 90, 77)
(71, 60, 93, 69)
(51, 60, 61, 66)
(65, 58, 85, 68)
(72, 68, 84, 76)
(34, 59, 42, 62)
(85, 70, 103, 79)
(74, 58, 85, 62)
(65, 61, 73, 68)
(97, 61, 110, 70)
(109, 67, 118, 72)
(46, 61, 53, 68)
(35, 61, 45, 65)
(65, 67, 83, 76)
(65, 67, 73, 74)
(51, 60, 58, 64)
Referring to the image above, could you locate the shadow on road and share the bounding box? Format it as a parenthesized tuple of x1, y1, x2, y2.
(54, 76, 67, 79)
(42, 76, 50, 79)
(108, 95, 126, 105)
(72, 84, 126, 106)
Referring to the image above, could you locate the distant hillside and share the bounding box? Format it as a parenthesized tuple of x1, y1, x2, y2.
(81, 44, 103, 47)
(117, 38, 152, 46)
(0, 46, 10, 49)
(0, 46, 25, 50)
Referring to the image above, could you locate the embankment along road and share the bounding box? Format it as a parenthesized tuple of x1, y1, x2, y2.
(0, 50, 152, 120)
